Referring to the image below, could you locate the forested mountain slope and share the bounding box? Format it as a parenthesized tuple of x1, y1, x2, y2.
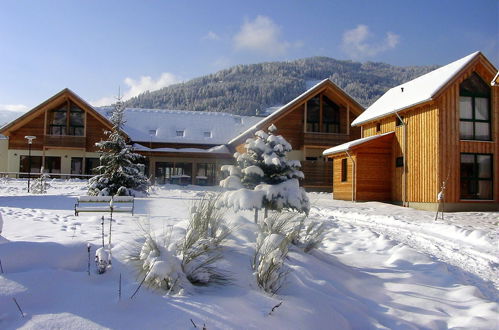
(125, 57, 438, 115)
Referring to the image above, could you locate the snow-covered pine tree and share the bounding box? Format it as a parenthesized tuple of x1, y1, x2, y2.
(219, 124, 309, 214)
(31, 167, 50, 194)
(88, 95, 148, 196)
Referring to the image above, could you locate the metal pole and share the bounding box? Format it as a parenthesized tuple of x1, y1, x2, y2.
(27, 142, 32, 193)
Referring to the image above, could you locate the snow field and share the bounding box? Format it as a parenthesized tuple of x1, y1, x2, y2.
(0, 180, 498, 329)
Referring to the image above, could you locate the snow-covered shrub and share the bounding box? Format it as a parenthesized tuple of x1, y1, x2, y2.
(219, 124, 309, 215)
(293, 220, 328, 253)
(31, 167, 50, 194)
(253, 233, 290, 294)
(128, 195, 231, 294)
(88, 96, 148, 196)
(95, 247, 110, 274)
(260, 212, 303, 242)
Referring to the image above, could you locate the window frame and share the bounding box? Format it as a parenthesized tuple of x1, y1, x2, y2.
(47, 101, 85, 137)
(459, 73, 491, 141)
(341, 158, 348, 182)
(460, 153, 493, 200)
(395, 156, 404, 168)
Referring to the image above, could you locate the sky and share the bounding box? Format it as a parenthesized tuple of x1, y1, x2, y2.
(0, 0, 497, 116)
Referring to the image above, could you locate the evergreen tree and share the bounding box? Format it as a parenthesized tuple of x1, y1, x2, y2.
(88, 95, 148, 196)
(219, 125, 309, 214)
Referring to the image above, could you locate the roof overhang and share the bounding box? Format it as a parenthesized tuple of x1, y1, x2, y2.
(492, 71, 499, 86)
(323, 131, 394, 156)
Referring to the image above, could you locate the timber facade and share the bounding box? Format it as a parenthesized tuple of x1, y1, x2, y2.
(324, 52, 498, 211)
(230, 79, 364, 191)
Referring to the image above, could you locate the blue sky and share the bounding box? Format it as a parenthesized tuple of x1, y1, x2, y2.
(0, 0, 497, 114)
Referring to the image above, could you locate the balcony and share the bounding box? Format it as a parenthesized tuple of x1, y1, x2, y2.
(44, 135, 86, 149)
(304, 132, 351, 147)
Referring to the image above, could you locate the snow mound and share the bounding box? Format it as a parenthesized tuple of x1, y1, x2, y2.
(385, 245, 434, 266)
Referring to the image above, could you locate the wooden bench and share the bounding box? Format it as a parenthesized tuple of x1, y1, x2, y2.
(74, 196, 135, 216)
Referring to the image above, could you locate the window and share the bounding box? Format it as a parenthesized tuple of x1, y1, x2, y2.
(203, 131, 212, 138)
(341, 158, 348, 182)
(176, 130, 184, 137)
(19, 156, 42, 176)
(305, 157, 318, 161)
(395, 157, 404, 168)
(196, 163, 216, 185)
(71, 157, 83, 175)
(459, 73, 491, 141)
(306, 94, 341, 133)
(460, 153, 493, 200)
(47, 101, 85, 136)
(155, 162, 193, 184)
(322, 96, 340, 133)
(85, 158, 100, 175)
(306, 95, 320, 132)
(44, 157, 61, 174)
(376, 122, 381, 132)
(396, 116, 404, 126)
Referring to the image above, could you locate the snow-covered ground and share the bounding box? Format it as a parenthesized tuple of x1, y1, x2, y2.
(0, 179, 497, 329)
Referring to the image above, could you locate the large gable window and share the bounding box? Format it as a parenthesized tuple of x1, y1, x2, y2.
(306, 94, 341, 133)
(47, 101, 85, 136)
(459, 73, 491, 141)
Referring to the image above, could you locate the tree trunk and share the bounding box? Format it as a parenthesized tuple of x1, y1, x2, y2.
(254, 209, 259, 224)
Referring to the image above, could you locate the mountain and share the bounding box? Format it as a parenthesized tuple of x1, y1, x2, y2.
(125, 57, 439, 115)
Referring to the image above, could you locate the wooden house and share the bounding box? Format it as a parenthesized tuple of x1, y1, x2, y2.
(0, 89, 113, 177)
(229, 79, 364, 191)
(0, 89, 260, 185)
(324, 52, 498, 211)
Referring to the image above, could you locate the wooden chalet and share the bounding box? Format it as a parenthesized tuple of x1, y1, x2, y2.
(0, 89, 260, 186)
(229, 79, 364, 191)
(0, 89, 113, 177)
(324, 52, 499, 211)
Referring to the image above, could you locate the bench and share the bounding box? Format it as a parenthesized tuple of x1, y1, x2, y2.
(74, 196, 135, 216)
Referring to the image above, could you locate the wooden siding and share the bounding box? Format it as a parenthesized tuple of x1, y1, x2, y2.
(7, 112, 45, 150)
(273, 104, 305, 149)
(44, 135, 86, 149)
(437, 60, 499, 203)
(303, 132, 352, 147)
(362, 104, 440, 203)
(301, 160, 333, 190)
(332, 154, 354, 200)
(356, 152, 391, 201)
(85, 113, 108, 151)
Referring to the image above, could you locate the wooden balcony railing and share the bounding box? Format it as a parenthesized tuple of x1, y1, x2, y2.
(304, 132, 351, 147)
(44, 135, 86, 148)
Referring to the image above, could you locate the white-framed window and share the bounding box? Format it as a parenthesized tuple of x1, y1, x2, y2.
(203, 131, 212, 138)
(176, 130, 185, 137)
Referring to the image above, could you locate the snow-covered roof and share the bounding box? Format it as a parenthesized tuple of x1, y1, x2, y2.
(132, 143, 230, 154)
(97, 108, 261, 145)
(352, 52, 481, 126)
(322, 132, 394, 156)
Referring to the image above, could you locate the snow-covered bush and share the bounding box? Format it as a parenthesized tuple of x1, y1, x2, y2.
(253, 233, 290, 294)
(31, 167, 50, 194)
(128, 195, 231, 294)
(219, 125, 309, 215)
(95, 247, 110, 274)
(88, 96, 148, 196)
(293, 220, 328, 253)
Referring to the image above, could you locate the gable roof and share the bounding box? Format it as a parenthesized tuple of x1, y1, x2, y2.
(0, 88, 113, 136)
(352, 51, 497, 126)
(322, 132, 394, 156)
(228, 79, 365, 146)
(96, 107, 261, 145)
